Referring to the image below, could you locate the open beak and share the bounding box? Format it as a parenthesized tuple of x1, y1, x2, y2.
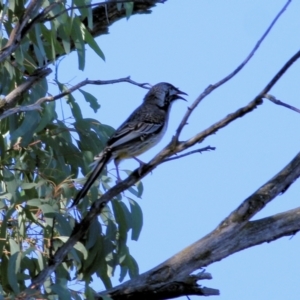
(175, 88, 188, 101)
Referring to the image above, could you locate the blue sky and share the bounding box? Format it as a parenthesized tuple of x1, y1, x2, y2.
(54, 1, 300, 298)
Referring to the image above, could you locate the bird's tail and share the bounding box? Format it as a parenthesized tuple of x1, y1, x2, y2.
(70, 151, 112, 208)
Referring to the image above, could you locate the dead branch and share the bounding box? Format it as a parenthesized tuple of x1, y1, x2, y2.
(174, 0, 292, 140)
(96, 205, 300, 300)
(264, 93, 300, 114)
(0, 76, 149, 120)
(162, 146, 216, 163)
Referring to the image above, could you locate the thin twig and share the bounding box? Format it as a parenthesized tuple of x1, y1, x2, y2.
(162, 146, 216, 163)
(37, 77, 150, 104)
(264, 93, 300, 114)
(174, 0, 292, 141)
(0, 76, 150, 120)
(175, 48, 300, 153)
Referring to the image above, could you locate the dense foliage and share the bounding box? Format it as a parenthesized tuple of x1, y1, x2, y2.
(0, 1, 143, 298)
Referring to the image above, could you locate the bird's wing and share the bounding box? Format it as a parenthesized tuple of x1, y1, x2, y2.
(108, 121, 162, 148)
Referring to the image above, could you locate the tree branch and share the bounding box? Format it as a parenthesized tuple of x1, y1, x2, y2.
(0, 68, 52, 115)
(84, 1, 163, 39)
(96, 205, 300, 300)
(173, 0, 292, 141)
(264, 93, 300, 114)
(162, 146, 216, 163)
(0, 76, 149, 120)
(96, 272, 220, 299)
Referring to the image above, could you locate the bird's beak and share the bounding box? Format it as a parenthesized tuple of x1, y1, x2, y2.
(175, 89, 188, 101)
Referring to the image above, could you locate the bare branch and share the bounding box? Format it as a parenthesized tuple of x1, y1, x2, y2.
(218, 155, 300, 229)
(36, 77, 150, 104)
(96, 206, 300, 300)
(264, 93, 300, 114)
(96, 273, 220, 299)
(174, 0, 292, 141)
(175, 97, 262, 153)
(162, 146, 216, 163)
(0, 76, 149, 121)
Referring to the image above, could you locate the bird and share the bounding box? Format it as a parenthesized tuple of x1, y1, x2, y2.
(70, 82, 187, 208)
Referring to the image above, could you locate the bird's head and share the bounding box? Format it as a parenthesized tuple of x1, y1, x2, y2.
(144, 82, 187, 108)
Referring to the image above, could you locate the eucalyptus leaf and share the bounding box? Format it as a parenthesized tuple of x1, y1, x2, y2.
(127, 197, 143, 241)
(8, 252, 21, 294)
(79, 89, 101, 112)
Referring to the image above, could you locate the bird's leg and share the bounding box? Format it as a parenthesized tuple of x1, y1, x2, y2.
(132, 156, 147, 175)
(114, 159, 122, 183)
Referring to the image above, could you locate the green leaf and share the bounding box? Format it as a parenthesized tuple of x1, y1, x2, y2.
(21, 182, 37, 190)
(34, 23, 46, 64)
(85, 285, 97, 300)
(3, 169, 18, 203)
(40, 204, 56, 216)
(71, 17, 85, 70)
(123, 170, 143, 198)
(4, 60, 15, 79)
(124, 2, 134, 19)
(14, 47, 25, 71)
(51, 283, 72, 299)
(50, 22, 57, 61)
(57, 237, 88, 259)
(35, 250, 45, 271)
(26, 198, 42, 207)
(57, 82, 83, 120)
(9, 239, 20, 255)
(96, 264, 113, 290)
(112, 200, 130, 237)
(116, 3, 122, 11)
(127, 254, 139, 279)
(119, 265, 128, 282)
(127, 198, 143, 241)
(8, 252, 21, 294)
(74, 0, 93, 29)
(55, 214, 72, 236)
(82, 236, 104, 279)
(58, 24, 71, 54)
(79, 89, 101, 113)
(34, 101, 56, 133)
(10, 111, 41, 146)
(0, 134, 6, 160)
(86, 218, 101, 249)
(0, 199, 6, 209)
(81, 24, 105, 61)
